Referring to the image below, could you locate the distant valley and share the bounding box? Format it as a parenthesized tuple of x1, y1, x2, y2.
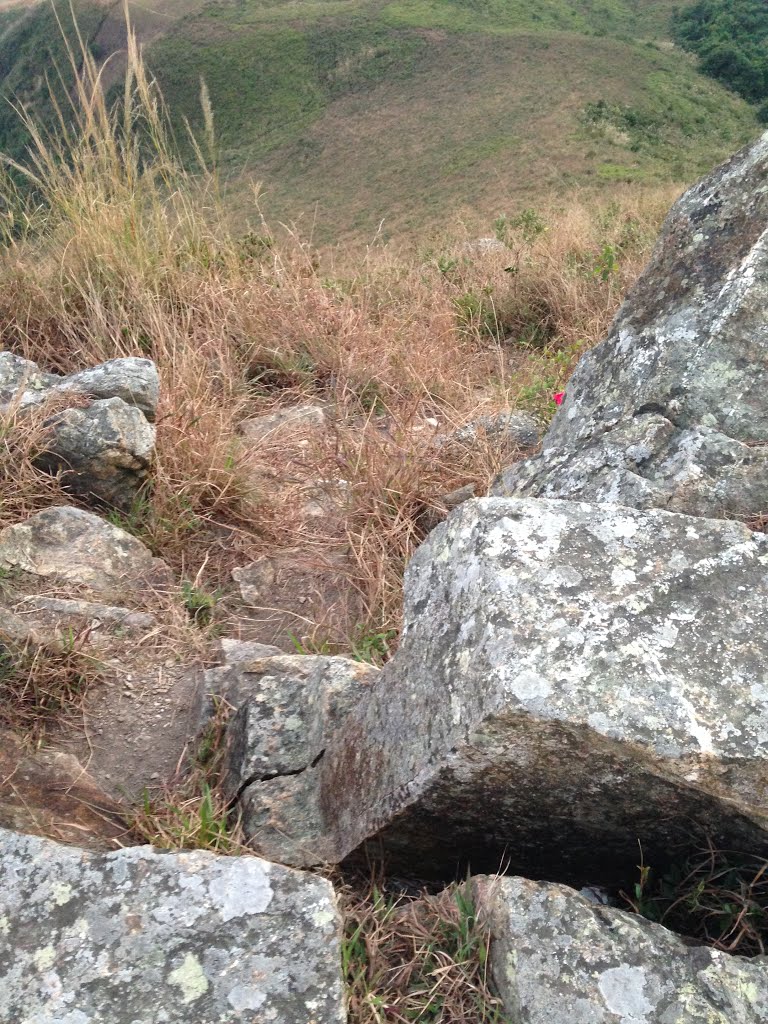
(0, 0, 760, 241)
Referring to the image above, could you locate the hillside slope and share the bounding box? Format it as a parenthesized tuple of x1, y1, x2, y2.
(0, 0, 759, 241)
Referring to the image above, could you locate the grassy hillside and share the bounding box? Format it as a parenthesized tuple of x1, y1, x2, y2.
(0, 0, 759, 241)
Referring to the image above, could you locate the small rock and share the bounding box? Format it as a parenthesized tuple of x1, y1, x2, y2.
(439, 411, 541, 452)
(0, 354, 158, 510)
(240, 404, 328, 443)
(19, 596, 157, 634)
(0, 506, 169, 598)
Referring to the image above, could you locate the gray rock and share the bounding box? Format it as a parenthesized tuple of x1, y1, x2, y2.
(0, 352, 58, 411)
(18, 596, 156, 634)
(55, 357, 159, 421)
(493, 132, 768, 518)
(0, 354, 158, 420)
(0, 506, 169, 598)
(475, 875, 768, 1023)
(39, 396, 155, 510)
(223, 655, 378, 866)
(0, 354, 158, 509)
(240, 404, 328, 443)
(441, 411, 541, 452)
(309, 497, 768, 881)
(218, 638, 285, 663)
(0, 827, 345, 1023)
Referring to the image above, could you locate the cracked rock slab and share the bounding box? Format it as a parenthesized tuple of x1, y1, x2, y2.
(310, 497, 768, 881)
(493, 131, 768, 518)
(475, 875, 768, 1023)
(0, 827, 345, 1023)
(216, 654, 378, 867)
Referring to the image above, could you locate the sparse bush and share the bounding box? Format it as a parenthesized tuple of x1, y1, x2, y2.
(623, 840, 768, 956)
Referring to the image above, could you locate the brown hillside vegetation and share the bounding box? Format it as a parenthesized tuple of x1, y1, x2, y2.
(0, 25, 675, 650)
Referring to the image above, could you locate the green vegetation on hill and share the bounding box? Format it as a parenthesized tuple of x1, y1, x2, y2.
(673, 0, 768, 106)
(0, 0, 760, 240)
(0, 2, 108, 161)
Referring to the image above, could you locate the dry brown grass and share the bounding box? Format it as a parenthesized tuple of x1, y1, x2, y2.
(339, 877, 510, 1023)
(0, 12, 674, 652)
(0, 628, 104, 742)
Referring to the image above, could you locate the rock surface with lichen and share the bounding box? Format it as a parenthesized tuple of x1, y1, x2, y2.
(219, 653, 378, 866)
(474, 875, 768, 1023)
(0, 826, 345, 1023)
(0, 353, 158, 509)
(301, 496, 768, 882)
(493, 131, 768, 519)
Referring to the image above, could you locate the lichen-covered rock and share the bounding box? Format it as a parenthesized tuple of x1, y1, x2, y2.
(0, 353, 158, 509)
(0, 827, 345, 1023)
(493, 132, 768, 518)
(475, 875, 768, 1023)
(0, 353, 158, 420)
(216, 654, 377, 866)
(310, 497, 768, 881)
(0, 352, 58, 410)
(40, 396, 155, 509)
(0, 506, 169, 598)
(55, 357, 159, 421)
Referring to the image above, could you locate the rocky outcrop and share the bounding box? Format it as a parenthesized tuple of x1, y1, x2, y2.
(0, 827, 345, 1023)
(0, 353, 158, 509)
(286, 497, 768, 881)
(493, 131, 768, 519)
(475, 875, 768, 1023)
(213, 652, 378, 866)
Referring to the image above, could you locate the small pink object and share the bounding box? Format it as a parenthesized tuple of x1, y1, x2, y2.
(553, 391, 565, 406)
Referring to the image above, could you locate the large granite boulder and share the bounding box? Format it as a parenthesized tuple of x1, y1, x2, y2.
(299, 497, 768, 881)
(0, 353, 158, 509)
(475, 875, 768, 1023)
(0, 827, 345, 1022)
(493, 132, 768, 519)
